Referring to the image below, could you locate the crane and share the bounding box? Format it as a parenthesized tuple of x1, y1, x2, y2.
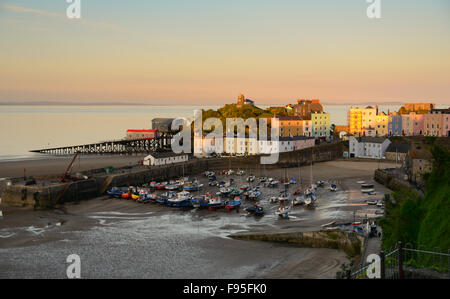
(58, 151, 81, 182)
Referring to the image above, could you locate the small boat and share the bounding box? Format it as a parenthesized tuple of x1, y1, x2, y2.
(191, 194, 212, 209)
(289, 178, 297, 185)
(131, 193, 140, 200)
(247, 176, 256, 182)
(317, 180, 325, 187)
(367, 200, 378, 205)
(330, 184, 337, 192)
(304, 193, 317, 207)
(321, 221, 336, 228)
(106, 187, 123, 198)
(208, 198, 225, 210)
(230, 189, 243, 197)
(368, 191, 377, 195)
(258, 177, 267, 183)
(268, 180, 279, 188)
(292, 196, 305, 206)
(352, 222, 362, 226)
(362, 188, 375, 194)
(361, 184, 374, 189)
(245, 205, 264, 216)
(293, 188, 303, 195)
(157, 182, 168, 190)
(226, 170, 234, 176)
(226, 199, 241, 210)
(247, 190, 261, 200)
(275, 206, 290, 219)
(218, 187, 233, 196)
(236, 170, 245, 176)
(377, 202, 384, 208)
(165, 182, 182, 191)
(121, 191, 132, 199)
(167, 191, 192, 207)
(183, 182, 203, 192)
(209, 181, 218, 187)
(240, 185, 249, 191)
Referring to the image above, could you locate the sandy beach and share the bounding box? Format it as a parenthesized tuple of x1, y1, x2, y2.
(0, 160, 397, 278)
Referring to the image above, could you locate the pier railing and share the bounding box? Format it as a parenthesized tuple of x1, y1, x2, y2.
(345, 242, 450, 279)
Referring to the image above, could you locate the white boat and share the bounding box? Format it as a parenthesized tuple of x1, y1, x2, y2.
(367, 200, 378, 205)
(275, 206, 290, 218)
(330, 184, 337, 192)
(292, 196, 305, 206)
(362, 188, 375, 194)
(317, 180, 325, 187)
(167, 191, 192, 207)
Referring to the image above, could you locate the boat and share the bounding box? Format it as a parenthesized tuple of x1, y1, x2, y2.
(236, 170, 245, 176)
(226, 198, 241, 210)
(247, 190, 261, 200)
(208, 198, 225, 210)
(367, 200, 378, 205)
(330, 184, 337, 192)
(268, 180, 279, 188)
(230, 189, 243, 197)
(209, 181, 218, 187)
(156, 182, 168, 190)
(292, 196, 305, 206)
(362, 188, 375, 194)
(240, 185, 249, 191)
(293, 188, 303, 195)
(191, 194, 213, 209)
(218, 187, 233, 196)
(289, 178, 297, 185)
(368, 191, 377, 195)
(275, 206, 290, 219)
(106, 187, 123, 198)
(245, 205, 264, 216)
(377, 202, 384, 208)
(247, 176, 256, 182)
(167, 191, 192, 207)
(183, 181, 203, 192)
(304, 193, 317, 207)
(317, 180, 325, 187)
(165, 182, 182, 191)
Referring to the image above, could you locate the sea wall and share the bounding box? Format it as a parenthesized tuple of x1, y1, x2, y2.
(229, 230, 364, 256)
(1, 142, 344, 209)
(374, 169, 421, 196)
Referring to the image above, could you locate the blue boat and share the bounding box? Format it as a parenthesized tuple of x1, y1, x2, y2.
(245, 205, 264, 216)
(226, 199, 241, 210)
(191, 194, 213, 209)
(106, 187, 122, 198)
(167, 191, 193, 207)
(183, 182, 204, 192)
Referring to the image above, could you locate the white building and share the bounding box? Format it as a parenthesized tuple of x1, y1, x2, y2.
(225, 136, 258, 155)
(258, 138, 294, 154)
(143, 152, 189, 166)
(349, 137, 391, 159)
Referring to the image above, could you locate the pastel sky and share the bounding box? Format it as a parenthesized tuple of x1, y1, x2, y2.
(0, 0, 449, 105)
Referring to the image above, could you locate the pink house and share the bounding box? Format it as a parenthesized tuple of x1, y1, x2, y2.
(442, 114, 450, 137)
(410, 113, 424, 136)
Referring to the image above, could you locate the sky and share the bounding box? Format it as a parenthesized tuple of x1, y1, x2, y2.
(0, 0, 449, 105)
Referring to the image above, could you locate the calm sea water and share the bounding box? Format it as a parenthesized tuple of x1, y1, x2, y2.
(0, 104, 404, 159)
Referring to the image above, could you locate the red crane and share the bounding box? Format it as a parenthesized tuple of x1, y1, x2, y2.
(58, 151, 80, 182)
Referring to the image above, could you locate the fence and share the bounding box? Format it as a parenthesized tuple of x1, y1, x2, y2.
(345, 242, 449, 279)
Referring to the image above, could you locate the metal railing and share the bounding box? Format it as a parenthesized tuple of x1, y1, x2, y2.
(345, 242, 449, 279)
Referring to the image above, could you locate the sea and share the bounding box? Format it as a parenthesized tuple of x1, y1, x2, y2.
(0, 103, 418, 160)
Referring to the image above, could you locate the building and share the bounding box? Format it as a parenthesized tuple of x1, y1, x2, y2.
(410, 112, 424, 136)
(236, 94, 255, 108)
(348, 106, 378, 135)
(403, 103, 435, 113)
(375, 113, 389, 137)
(430, 108, 450, 137)
(193, 133, 223, 157)
(388, 113, 403, 136)
(259, 137, 294, 154)
(402, 114, 414, 136)
(423, 113, 442, 136)
(294, 99, 323, 119)
(126, 129, 157, 140)
(225, 135, 258, 155)
(349, 136, 391, 159)
(278, 116, 304, 137)
(385, 143, 411, 163)
(302, 120, 312, 137)
(152, 118, 176, 133)
(143, 152, 189, 166)
(311, 112, 330, 138)
(407, 150, 433, 185)
(334, 125, 350, 137)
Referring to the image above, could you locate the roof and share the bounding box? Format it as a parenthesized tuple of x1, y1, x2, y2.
(410, 150, 433, 160)
(352, 136, 389, 144)
(386, 143, 411, 154)
(146, 152, 189, 159)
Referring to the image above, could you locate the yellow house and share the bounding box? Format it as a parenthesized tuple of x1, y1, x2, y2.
(375, 113, 389, 136)
(278, 116, 303, 137)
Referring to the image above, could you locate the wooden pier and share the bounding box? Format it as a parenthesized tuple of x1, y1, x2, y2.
(30, 135, 173, 155)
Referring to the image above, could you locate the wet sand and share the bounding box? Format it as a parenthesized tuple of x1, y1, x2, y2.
(0, 160, 397, 279)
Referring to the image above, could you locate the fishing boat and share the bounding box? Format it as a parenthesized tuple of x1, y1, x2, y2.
(183, 181, 203, 192)
(156, 182, 168, 190)
(191, 195, 211, 209)
(245, 205, 264, 216)
(367, 200, 378, 205)
(208, 181, 218, 187)
(240, 185, 249, 191)
(247, 176, 255, 182)
(165, 182, 183, 191)
(330, 184, 337, 192)
(275, 206, 290, 219)
(218, 187, 233, 197)
(167, 191, 192, 207)
(226, 198, 241, 210)
(292, 196, 305, 206)
(247, 190, 261, 200)
(106, 187, 123, 198)
(304, 192, 317, 207)
(230, 189, 243, 197)
(208, 198, 225, 210)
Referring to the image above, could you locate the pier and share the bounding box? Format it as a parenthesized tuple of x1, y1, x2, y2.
(30, 135, 174, 155)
